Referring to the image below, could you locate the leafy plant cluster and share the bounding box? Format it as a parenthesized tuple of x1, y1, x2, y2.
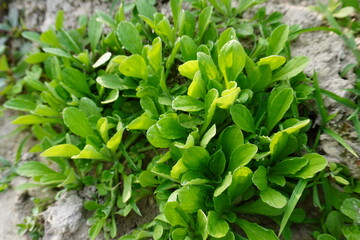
(1, 0, 359, 239)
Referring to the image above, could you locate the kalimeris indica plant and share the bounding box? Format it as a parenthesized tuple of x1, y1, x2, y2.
(3, 0, 345, 239)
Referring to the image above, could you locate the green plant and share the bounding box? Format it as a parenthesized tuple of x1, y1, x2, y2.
(3, 0, 359, 239)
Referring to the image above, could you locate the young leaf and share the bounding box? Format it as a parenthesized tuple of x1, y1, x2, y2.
(260, 187, 287, 209)
(218, 40, 246, 84)
(119, 54, 148, 80)
(41, 144, 81, 157)
(72, 145, 110, 161)
(266, 25, 289, 55)
(178, 60, 199, 79)
(258, 55, 286, 71)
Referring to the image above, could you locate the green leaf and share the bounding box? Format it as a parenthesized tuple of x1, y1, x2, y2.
(237, 199, 284, 216)
(88, 14, 103, 51)
(272, 56, 309, 82)
(62, 67, 91, 95)
(197, 52, 219, 82)
(201, 124, 216, 148)
(180, 35, 198, 61)
(188, 71, 206, 99)
(266, 25, 289, 55)
(122, 174, 132, 202)
(72, 145, 110, 161)
(43, 47, 71, 59)
(198, 6, 213, 42)
(92, 52, 112, 68)
(228, 144, 258, 171)
(230, 104, 255, 133)
(340, 198, 360, 224)
(279, 179, 308, 236)
(252, 166, 268, 191)
(21, 31, 41, 43)
(147, 125, 173, 148)
(41, 144, 81, 157)
(178, 185, 205, 213)
(127, 113, 156, 130)
(182, 146, 210, 172)
(157, 116, 187, 139)
(295, 153, 327, 179)
(218, 40, 246, 84)
(0, 55, 9, 71)
(258, 55, 286, 71)
(147, 37, 162, 74)
(58, 28, 81, 54)
(178, 60, 199, 79)
(107, 123, 124, 152)
(216, 82, 240, 109)
(4, 98, 37, 112)
(11, 115, 61, 125)
(119, 54, 148, 80)
(197, 210, 208, 240)
(228, 167, 253, 201)
(214, 172, 232, 197)
(25, 52, 49, 64)
(172, 96, 204, 112)
(236, 219, 279, 240)
(207, 211, 229, 238)
(117, 21, 143, 54)
(316, 234, 336, 240)
(260, 187, 287, 208)
(266, 86, 294, 131)
(271, 157, 309, 175)
(79, 97, 101, 117)
(63, 107, 94, 138)
(17, 161, 58, 177)
(164, 201, 188, 227)
(218, 125, 244, 159)
(96, 74, 137, 90)
(101, 89, 119, 104)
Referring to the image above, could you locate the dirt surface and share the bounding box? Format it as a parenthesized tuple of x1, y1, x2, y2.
(0, 0, 359, 240)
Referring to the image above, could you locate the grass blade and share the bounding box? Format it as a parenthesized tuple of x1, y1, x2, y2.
(324, 128, 359, 158)
(320, 89, 357, 109)
(312, 72, 329, 124)
(278, 179, 308, 237)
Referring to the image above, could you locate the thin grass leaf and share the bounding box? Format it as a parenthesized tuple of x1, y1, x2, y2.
(320, 89, 357, 109)
(324, 128, 359, 157)
(278, 179, 308, 237)
(312, 72, 329, 125)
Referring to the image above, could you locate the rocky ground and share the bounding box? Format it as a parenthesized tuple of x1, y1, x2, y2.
(0, 0, 359, 239)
